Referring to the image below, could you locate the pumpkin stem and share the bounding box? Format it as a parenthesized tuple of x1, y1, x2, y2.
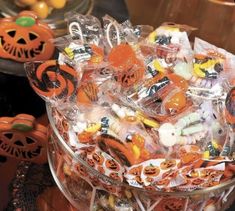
(16, 16, 35, 27)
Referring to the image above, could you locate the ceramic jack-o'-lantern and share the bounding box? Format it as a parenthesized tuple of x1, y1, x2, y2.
(0, 114, 48, 163)
(0, 11, 54, 62)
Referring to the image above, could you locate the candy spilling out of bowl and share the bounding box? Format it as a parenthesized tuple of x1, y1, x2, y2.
(25, 13, 235, 210)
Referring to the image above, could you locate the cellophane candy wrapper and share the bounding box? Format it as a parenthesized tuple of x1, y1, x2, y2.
(24, 60, 80, 106)
(65, 12, 103, 45)
(26, 13, 235, 193)
(139, 23, 194, 71)
(190, 37, 235, 88)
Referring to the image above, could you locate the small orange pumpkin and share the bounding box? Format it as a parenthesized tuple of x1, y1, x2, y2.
(0, 11, 54, 62)
(105, 159, 120, 171)
(87, 158, 95, 167)
(109, 172, 122, 181)
(154, 197, 186, 211)
(143, 165, 160, 177)
(92, 152, 104, 165)
(129, 165, 143, 176)
(0, 114, 47, 163)
(160, 160, 176, 170)
(191, 178, 204, 186)
(154, 178, 170, 186)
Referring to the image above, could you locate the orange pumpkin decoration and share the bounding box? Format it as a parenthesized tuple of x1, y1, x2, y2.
(0, 11, 54, 62)
(87, 158, 95, 167)
(92, 152, 104, 165)
(180, 152, 201, 165)
(143, 165, 160, 177)
(76, 164, 88, 177)
(129, 165, 143, 176)
(154, 197, 186, 211)
(154, 178, 170, 186)
(105, 159, 120, 171)
(160, 160, 176, 170)
(0, 114, 47, 163)
(191, 178, 204, 186)
(109, 172, 122, 181)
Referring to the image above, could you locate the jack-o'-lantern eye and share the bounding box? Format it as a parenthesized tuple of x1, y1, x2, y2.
(7, 30, 16, 38)
(29, 32, 38, 41)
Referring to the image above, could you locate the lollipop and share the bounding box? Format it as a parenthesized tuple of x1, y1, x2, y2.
(25, 60, 78, 100)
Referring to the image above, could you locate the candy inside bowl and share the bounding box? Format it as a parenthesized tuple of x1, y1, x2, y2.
(25, 13, 235, 210)
(46, 104, 235, 211)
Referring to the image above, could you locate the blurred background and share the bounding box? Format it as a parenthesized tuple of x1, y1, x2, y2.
(126, 0, 235, 53)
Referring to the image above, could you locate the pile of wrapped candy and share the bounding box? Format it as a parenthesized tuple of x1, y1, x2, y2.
(25, 13, 235, 195)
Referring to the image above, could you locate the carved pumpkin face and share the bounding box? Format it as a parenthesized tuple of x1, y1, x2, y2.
(87, 158, 95, 167)
(203, 179, 219, 187)
(0, 114, 47, 164)
(181, 152, 201, 165)
(76, 164, 88, 177)
(92, 152, 104, 165)
(105, 159, 120, 171)
(129, 165, 143, 176)
(191, 178, 204, 186)
(109, 172, 121, 181)
(0, 11, 54, 62)
(155, 198, 186, 211)
(143, 165, 160, 177)
(154, 178, 170, 186)
(160, 160, 176, 170)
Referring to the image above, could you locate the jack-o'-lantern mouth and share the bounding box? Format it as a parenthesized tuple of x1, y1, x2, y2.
(0, 35, 45, 59)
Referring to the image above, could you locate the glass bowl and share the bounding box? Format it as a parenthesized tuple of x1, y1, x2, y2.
(0, 0, 93, 37)
(46, 104, 235, 211)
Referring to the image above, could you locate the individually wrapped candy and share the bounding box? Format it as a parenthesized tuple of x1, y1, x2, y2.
(140, 23, 194, 71)
(65, 12, 103, 45)
(189, 38, 235, 89)
(118, 72, 191, 121)
(125, 158, 182, 189)
(75, 145, 125, 182)
(177, 163, 225, 191)
(53, 35, 105, 70)
(25, 60, 79, 104)
(25, 13, 235, 195)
